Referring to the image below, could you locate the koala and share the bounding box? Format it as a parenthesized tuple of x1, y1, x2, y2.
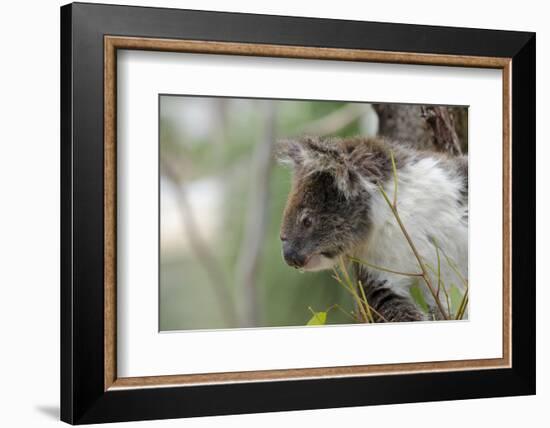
(278, 136, 468, 322)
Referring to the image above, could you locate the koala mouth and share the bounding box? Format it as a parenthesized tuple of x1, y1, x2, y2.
(300, 251, 339, 272)
(282, 242, 341, 271)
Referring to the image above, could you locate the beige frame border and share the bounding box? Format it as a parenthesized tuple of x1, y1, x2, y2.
(104, 36, 512, 391)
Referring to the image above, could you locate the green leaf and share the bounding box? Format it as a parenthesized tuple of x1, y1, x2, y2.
(307, 311, 327, 326)
(410, 282, 430, 314)
(449, 284, 463, 315)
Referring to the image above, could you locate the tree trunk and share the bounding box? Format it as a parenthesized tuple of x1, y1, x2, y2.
(373, 103, 465, 155)
(420, 106, 463, 156)
(449, 106, 468, 152)
(372, 104, 433, 150)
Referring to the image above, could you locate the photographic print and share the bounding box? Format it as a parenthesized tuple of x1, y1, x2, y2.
(160, 96, 469, 331)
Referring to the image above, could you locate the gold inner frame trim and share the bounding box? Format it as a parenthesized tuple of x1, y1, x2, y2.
(104, 35, 512, 391)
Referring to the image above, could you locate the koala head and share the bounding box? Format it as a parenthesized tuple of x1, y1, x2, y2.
(278, 136, 391, 271)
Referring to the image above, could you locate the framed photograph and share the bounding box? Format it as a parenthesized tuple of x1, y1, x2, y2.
(60, 2, 535, 424)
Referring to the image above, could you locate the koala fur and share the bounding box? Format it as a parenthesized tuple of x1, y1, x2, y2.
(278, 135, 468, 322)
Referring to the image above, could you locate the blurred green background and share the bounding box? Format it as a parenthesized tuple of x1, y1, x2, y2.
(159, 96, 380, 331)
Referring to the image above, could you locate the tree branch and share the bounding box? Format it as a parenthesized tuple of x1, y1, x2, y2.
(161, 155, 238, 327)
(235, 102, 277, 327)
(299, 103, 367, 136)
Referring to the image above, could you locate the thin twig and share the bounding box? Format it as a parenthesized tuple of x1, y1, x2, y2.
(339, 260, 370, 323)
(390, 150, 398, 208)
(436, 242, 469, 319)
(363, 303, 389, 323)
(377, 153, 450, 320)
(425, 261, 452, 317)
(333, 264, 369, 323)
(455, 289, 469, 320)
(329, 304, 359, 322)
(348, 256, 423, 277)
(358, 280, 375, 323)
(441, 247, 469, 289)
(333, 264, 388, 323)
(435, 241, 442, 298)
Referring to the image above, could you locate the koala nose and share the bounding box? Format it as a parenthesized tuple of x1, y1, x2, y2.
(282, 241, 306, 268)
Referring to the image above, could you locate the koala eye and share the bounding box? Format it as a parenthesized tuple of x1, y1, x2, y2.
(301, 216, 313, 228)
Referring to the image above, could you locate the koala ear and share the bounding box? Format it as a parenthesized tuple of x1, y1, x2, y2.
(279, 136, 366, 198)
(328, 163, 364, 199)
(276, 138, 304, 167)
(295, 137, 363, 199)
(277, 136, 339, 168)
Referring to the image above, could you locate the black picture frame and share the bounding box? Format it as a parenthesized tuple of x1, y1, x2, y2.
(61, 2, 535, 424)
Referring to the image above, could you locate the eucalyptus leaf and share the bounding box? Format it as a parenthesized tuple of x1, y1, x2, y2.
(307, 311, 327, 326)
(449, 284, 463, 315)
(410, 282, 430, 314)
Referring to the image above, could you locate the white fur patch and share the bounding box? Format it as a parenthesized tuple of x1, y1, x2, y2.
(356, 157, 468, 315)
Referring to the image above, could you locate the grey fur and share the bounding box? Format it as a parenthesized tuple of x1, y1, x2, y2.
(278, 136, 392, 263)
(355, 266, 426, 322)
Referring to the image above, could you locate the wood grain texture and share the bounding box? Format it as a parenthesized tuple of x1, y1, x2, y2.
(103, 36, 512, 390)
(111, 357, 507, 389)
(106, 36, 510, 68)
(502, 62, 512, 366)
(104, 37, 117, 391)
